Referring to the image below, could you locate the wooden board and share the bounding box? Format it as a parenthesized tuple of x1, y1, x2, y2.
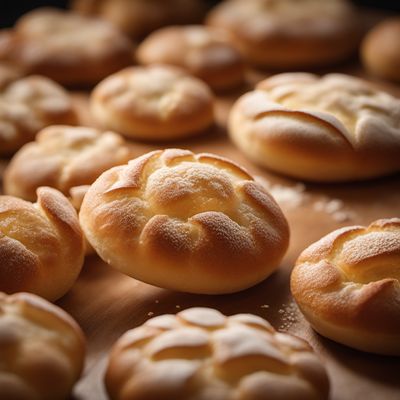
(1, 65, 400, 400)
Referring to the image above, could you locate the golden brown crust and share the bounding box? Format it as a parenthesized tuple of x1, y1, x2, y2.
(105, 307, 329, 400)
(291, 218, 400, 355)
(228, 73, 400, 182)
(0, 76, 78, 156)
(7, 8, 133, 86)
(90, 65, 215, 141)
(361, 17, 400, 82)
(79, 149, 289, 294)
(206, 0, 361, 68)
(0, 291, 85, 400)
(0, 187, 85, 301)
(71, 0, 206, 39)
(4, 125, 132, 202)
(137, 25, 245, 90)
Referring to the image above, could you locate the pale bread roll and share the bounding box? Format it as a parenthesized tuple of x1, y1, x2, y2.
(137, 25, 245, 90)
(0, 187, 85, 301)
(5, 8, 133, 86)
(4, 125, 132, 202)
(105, 307, 330, 400)
(90, 65, 215, 141)
(291, 218, 400, 355)
(229, 73, 400, 182)
(0, 292, 85, 400)
(0, 76, 77, 156)
(207, 0, 360, 68)
(361, 17, 400, 82)
(79, 149, 289, 294)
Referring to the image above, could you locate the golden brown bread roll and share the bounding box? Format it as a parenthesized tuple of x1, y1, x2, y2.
(71, 0, 206, 39)
(137, 25, 245, 90)
(5, 8, 133, 86)
(0, 187, 85, 301)
(0, 76, 78, 156)
(4, 125, 132, 202)
(291, 218, 400, 355)
(105, 307, 330, 400)
(229, 73, 400, 182)
(206, 0, 360, 68)
(361, 17, 400, 82)
(90, 65, 215, 141)
(79, 149, 289, 294)
(0, 292, 85, 400)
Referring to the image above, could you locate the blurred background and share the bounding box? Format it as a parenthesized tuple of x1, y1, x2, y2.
(1, 0, 399, 27)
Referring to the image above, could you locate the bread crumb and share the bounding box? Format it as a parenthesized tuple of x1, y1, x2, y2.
(175, 305, 181, 309)
(278, 303, 298, 331)
(147, 312, 154, 317)
(313, 197, 356, 222)
(255, 177, 308, 208)
(260, 304, 269, 309)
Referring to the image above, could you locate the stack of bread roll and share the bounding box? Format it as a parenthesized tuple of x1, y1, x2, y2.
(1, 0, 399, 399)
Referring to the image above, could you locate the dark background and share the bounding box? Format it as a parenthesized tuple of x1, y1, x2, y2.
(0, 0, 399, 28)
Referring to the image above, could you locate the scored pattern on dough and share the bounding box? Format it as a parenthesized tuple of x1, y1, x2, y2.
(0, 292, 84, 400)
(257, 73, 400, 150)
(106, 308, 329, 399)
(100, 149, 281, 240)
(4, 126, 131, 200)
(0, 76, 76, 154)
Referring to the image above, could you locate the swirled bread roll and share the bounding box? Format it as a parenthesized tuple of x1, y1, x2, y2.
(0, 292, 85, 400)
(0, 76, 77, 156)
(79, 149, 289, 294)
(5, 8, 133, 86)
(71, 0, 205, 39)
(361, 17, 400, 82)
(0, 187, 85, 301)
(4, 125, 132, 202)
(291, 218, 400, 355)
(137, 25, 245, 90)
(90, 65, 215, 141)
(105, 307, 330, 400)
(207, 0, 360, 68)
(229, 73, 400, 182)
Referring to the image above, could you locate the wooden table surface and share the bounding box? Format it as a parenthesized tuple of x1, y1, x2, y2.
(1, 64, 400, 400)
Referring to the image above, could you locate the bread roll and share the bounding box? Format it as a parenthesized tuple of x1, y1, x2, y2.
(105, 307, 330, 400)
(361, 17, 400, 82)
(71, 0, 206, 39)
(207, 0, 360, 68)
(90, 65, 214, 141)
(0, 187, 85, 301)
(137, 25, 245, 90)
(79, 149, 289, 294)
(229, 73, 400, 182)
(4, 125, 132, 202)
(0, 292, 85, 400)
(6, 8, 133, 86)
(291, 218, 400, 355)
(0, 76, 77, 156)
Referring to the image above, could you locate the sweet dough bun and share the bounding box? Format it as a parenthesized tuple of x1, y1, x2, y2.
(7, 8, 133, 86)
(79, 149, 289, 294)
(137, 25, 245, 90)
(291, 218, 400, 355)
(229, 73, 400, 182)
(0, 292, 85, 400)
(206, 0, 360, 68)
(71, 0, 206, 39)
(4, 125, 132, 202)
(105, 307, 330, 400)
(0, 187, 85, 301)
(90, 65, 215, 141)
(361, 17, 400, 82)
(0, 76, 77, 156)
